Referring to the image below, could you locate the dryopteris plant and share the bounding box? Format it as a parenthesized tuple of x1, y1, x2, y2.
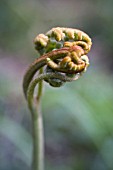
(23, 27, 92, 170)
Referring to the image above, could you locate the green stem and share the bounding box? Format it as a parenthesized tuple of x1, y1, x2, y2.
(32, 95, 44, 170)
(30, 69, 44, 170)
(27, 72, 80, 170)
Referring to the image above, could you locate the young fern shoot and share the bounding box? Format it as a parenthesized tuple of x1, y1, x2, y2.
(23, 27, 92, 170)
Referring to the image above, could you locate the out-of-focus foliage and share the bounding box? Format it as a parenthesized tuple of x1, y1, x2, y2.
(0, 0, 113, 170)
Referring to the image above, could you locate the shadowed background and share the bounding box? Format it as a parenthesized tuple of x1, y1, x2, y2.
(0, 0, 113, 170)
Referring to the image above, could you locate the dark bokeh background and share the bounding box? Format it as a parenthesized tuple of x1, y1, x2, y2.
(0, 0, 113, 170)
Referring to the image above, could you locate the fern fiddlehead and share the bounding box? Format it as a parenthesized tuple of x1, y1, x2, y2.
(23, 27, 92, 170)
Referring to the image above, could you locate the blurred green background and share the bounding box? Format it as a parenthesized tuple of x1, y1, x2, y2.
(0, 0, 113, 170)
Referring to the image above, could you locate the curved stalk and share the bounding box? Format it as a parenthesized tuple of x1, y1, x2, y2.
(29, 69, 44, 170)
(27, 72, 80, 112)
